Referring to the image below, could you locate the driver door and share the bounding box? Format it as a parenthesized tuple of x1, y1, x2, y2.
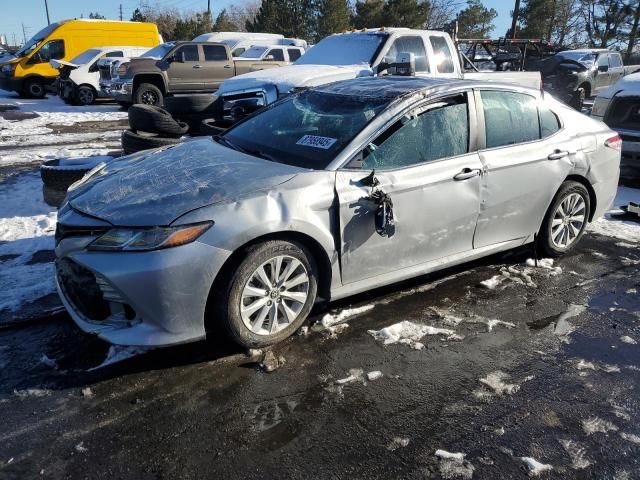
(167, 44, 202, 92)
(335, 92, 483, 284)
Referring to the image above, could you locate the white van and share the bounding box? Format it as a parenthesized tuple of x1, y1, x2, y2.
(236, 45, 306, 62)
(51, 46, 150, 105)
(192, 32, 307, 57)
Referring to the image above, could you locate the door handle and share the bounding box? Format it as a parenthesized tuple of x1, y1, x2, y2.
(453, 168, 481, 181)
(223, 64, 232, 69)
(193, 64, 202, 69)
(548, 149, 569, 160)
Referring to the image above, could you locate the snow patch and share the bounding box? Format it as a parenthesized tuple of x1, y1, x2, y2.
(588, 187, 640, 243)
(74, 441, 88, 453)
(620, 335, 637, 345)
(13, 388, 52, 398)
(435, 450, 474, 479)
(368, 321, 456, 349)
(620, 432, 640, 444)
(582, 416, 618, 435)
(39, 354, 57, 369)
(477, 371, 520, 396)
(559, 439, 591, 470)
(336, 368, 365, 385)
(520, 457, 553, 476)
(312, 305, 373, 337)
(386, 437, 410, 451)
(367, 370, 383, 381)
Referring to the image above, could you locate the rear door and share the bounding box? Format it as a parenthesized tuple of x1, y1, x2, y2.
(608, 53, 624, 84)
(473, 89, 576, 248)
(336, 91, 483, 284)
(201, 44, 234, 91)
(167, 44, 202, 92)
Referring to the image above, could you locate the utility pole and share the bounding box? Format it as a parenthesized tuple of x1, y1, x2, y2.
(511, 0, 520, 39)
(44, 0, 51, 25)
(207, 0, 211, 14)
(119, 3, 123, 21)
(21, 23, 27, 43)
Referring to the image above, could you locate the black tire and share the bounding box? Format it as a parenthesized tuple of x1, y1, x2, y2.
(218, 240, 318, 348)
(121, 129, 182, 154)
(117, 101, 132, 109)
(163, 94, 221, 116)
(571, 87, 586, 110)
(538, 181, 591, 257)
(74, 85, 96, 106)
(199, 118, 226, 136)
(42, 185, 67, 208)
(128, 104, 189, 136)
(40, 159, 94, 190)
(133, 82, 163, 106)
(24, 78, 46, 99)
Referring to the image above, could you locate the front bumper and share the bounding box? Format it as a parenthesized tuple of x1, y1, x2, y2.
(0, 74, 23, 93)
(57, 78, 76, 100)
(56, 238, 232, 347)
(107, 78, 134, 103)
(221, 84, 279, 123)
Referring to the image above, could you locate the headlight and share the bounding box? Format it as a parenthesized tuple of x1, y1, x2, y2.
(591, 97, 610, 117)
(1, 64, 15, 75)
(88, 222, 213, 251)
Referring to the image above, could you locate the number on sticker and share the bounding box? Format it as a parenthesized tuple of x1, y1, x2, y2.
(296, 135, 337, 150)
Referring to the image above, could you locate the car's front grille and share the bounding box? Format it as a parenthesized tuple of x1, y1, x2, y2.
(58, 65, 72, 80)
(56, 258, 110, 321)
(55, 223, 109, 246)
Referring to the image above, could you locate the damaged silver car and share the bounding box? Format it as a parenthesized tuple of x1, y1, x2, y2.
(55, 76, 621, 348)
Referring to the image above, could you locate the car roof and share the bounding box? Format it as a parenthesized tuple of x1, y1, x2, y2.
(312, 76, 537, 100)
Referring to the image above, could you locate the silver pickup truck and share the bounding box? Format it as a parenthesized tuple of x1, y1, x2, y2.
(217, 28, 541, 122)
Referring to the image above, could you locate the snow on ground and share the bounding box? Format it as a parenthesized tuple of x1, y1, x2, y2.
(582, 416, 618, 435)
(435, 450, 474, 479)
(0, 172, 57, 312)
(368, 320, 456, 349)
(519, 457, 553, 476)
(88, 346, 150, 371)
(588, 186, 640, 243)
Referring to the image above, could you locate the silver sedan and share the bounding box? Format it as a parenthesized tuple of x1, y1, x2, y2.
(55, 76, 621, 348)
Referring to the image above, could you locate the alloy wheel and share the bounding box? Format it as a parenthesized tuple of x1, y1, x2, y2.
(78, 88, 94, 105)
(141, 90, 158, 105)
(240, 255, 309, 335)
(550, 192, 586, 249)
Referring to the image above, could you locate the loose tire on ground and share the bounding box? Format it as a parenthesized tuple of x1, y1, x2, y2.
(163, 94, 222, 116)
(128, 104, 188, 136)
(133, 82, 163, 106)
(40, 159, 95, 190)
(121, 129, 182, 154)
(42, 185, 67, 208)
(538, 180, 591, 257)
(199, 118, 226, 136)
(217, 240, 318, 348)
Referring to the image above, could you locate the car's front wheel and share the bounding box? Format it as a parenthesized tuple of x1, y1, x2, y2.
(221, 240, 318, 348)
(538, 181, 591, 257)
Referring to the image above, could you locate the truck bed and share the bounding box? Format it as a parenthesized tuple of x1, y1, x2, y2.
(463, 71, 541, 90)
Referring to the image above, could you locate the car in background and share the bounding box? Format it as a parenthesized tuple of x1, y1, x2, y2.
(52, 46, 150, 105)
(54, 76, 620, 349)
(236, 45, 305, 63)
(592, 72, 640, 178)
(0, 19, 161, 98)
(105, 41, 292, 107)
(193, 32, 307, 57)
(541, 49, 626, 109)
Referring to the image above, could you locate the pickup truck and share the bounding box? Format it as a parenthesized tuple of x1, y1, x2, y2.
(216, 28, 542, 123)
(107, 41, 291, 107)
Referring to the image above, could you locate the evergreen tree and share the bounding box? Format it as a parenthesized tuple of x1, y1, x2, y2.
(382, 0, 430, 28)
(88, 12, 106, 19)
(247, 0, 317, 41)
(352, 0, 385, 29)
(317, 0, 352, 40)
(213, 9, 239, 32)
(173, 17, 198, 40)
(456, 0, 497, 38)
(130, 8, 147, 22)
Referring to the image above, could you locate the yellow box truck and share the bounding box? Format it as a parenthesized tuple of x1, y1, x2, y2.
(0, 19, 161, 98)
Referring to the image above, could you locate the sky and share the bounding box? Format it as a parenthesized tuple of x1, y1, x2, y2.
(0, 0, 515, 46)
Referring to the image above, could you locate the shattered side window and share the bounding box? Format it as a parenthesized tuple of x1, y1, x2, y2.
(362, 93, 469, 170)
(481, 90, 540, 148)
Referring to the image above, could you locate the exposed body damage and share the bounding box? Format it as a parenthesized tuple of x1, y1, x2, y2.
(55, 77, 621, 347)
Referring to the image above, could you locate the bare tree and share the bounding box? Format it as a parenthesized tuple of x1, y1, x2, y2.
(424, 0, 464, 29)
(227, 0, 262, 32)
(582, 0, 633, 48)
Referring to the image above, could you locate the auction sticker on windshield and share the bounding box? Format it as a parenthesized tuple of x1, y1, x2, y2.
(296, 135, 337, 150)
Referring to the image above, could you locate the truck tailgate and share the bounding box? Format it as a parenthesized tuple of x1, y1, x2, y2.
(463, 71, 541, 90)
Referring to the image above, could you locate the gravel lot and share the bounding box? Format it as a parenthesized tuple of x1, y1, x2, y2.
(0, 90, 638, 480)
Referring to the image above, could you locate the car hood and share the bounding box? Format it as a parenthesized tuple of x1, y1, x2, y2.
(50, 59, 80, 69)
(218, 64, 373, 96)
(68, 138, 302, 226)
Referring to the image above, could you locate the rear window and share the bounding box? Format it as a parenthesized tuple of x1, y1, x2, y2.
(386, 36, 429, 72)
(481, 91, 540, 148)
(223, 90, 390, 169)
(609, 54, 622, 68)
(267, 49, 285, 61)
(288, 48, 302, 61)
(429, 36, 454, 73)
(203, 45, 227, 61)
(240, 46, 268, 59)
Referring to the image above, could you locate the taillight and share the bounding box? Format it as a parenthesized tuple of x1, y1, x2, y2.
(605, 134, 622, 151)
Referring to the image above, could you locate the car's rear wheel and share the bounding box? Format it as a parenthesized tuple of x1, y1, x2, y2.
(538, 181, 590, 257)
(75, 85, 96, 106)
(220, 240, 318, 348)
